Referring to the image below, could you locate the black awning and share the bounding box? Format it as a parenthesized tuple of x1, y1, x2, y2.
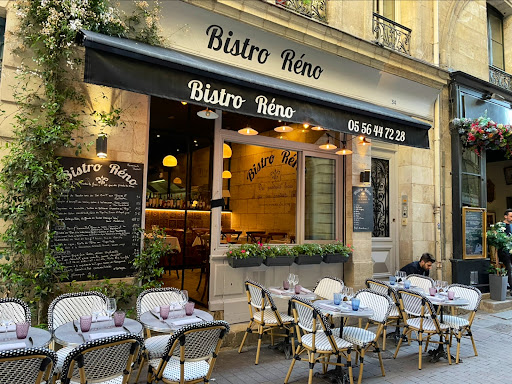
(79, 30, 431, 149)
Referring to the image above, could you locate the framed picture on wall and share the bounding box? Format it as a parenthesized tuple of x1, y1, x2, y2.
(505, 166, 512, 185)
(487, 212, 496, 227)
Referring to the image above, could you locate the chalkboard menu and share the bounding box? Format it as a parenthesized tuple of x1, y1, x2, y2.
(51, 158, 144, 280)
(462, 207, 486, 259)
(353, 187, 373, 232)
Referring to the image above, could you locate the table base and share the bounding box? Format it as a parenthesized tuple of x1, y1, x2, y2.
(427, 345, 461, 363)
(268, 339, 293, 359)
(315, 367, 351, 384)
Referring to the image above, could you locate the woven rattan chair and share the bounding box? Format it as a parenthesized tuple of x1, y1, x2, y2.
(441, 284, 482, 363)
(147, 320, 229, 384)
(284, 296, 354, 384)
(393, 288, 452, 369)
(238, 280, 295, 364)
(365, 278, 402, 350)
(0, 298, 31, 324)
(0, 347, 56, 384)
(56, 333, 143, 384)
(339, 289, 392, 384)
(313, 276, 344, 301)
(406, 274, 435, 294)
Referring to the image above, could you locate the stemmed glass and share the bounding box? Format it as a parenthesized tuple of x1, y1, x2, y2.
(441, 281, 449, 293)
(435, 280, 442, 293)
(343, 287, 354, 301)
(395, 270, 401, 283)
(106, 298, 117, 318)
(180, 290, 189, 308)
(292, 275, 299, 288)
(287, 273, 294, 290)
(399, 271, 407, 282)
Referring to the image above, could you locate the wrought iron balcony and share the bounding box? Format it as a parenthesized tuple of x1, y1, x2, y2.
(489, 65, 512, 92)
(275, 0, 327, 23)
(372, 13, 411, 55)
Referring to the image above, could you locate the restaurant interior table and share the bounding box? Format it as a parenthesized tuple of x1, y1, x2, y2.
(54, 318, 143, 347)
(0, 326, 51, 350)
(139, 308, 213, 333)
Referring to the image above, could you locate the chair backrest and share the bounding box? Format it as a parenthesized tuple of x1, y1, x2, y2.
(407, 274, 435, 294)
(48, 292, 108, 332)
(396, 288, 442, 331)
(153, 321, 229, 381)
(354, 289, 393, 323)
(0, 348, 56, 384)
(60, 334, 143, 384)
(244, 280, 273, 311)
(136, 287, 183, 320)
(447, 283, 482, 311)
(313, 276, 344, 301)
(0, 298, 31, 324)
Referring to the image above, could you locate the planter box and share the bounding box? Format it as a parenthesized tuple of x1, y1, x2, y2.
(489, 274, 507, 301)
(228, 257, 263, 268)
(264, 256, 295, 266)
(294, 254, 322, 265)
(323, 253, 349, 264)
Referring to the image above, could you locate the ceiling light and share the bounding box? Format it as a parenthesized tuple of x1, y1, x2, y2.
(319, 142, 337, 150)
(223, 143, 232, 158)
(181, 101, 187, 105)
(336, 146, 353, 155)
(162, 155, 177, 167)
(197, 108, 219, 119)
(311, 126, 325, 131)
(238, 126, 259, 136)
(358, 137, 371, 146)
(222, 170, 232, 179)
(303, 123, 310, 129)
(358, 135, 364, 141)
(156, 134, 160, 138)
(274, 125, 293, 133)
(173, 177, 182, 184)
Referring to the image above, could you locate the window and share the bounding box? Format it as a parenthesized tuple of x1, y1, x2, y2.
(374, 0, 395, 20)
(0, 18, 5, 70)
(488, 5, 504, 70)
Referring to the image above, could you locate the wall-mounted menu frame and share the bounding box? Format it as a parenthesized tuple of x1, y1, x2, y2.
(462, 207, 486, 260)
(51, 157, 144, 280)
(353, 187, 373, 232)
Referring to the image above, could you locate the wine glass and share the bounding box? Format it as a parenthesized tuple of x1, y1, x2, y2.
(287, 273, 294, 290)
(399, 271, 407, 282)
(292, 274, 299, 288)
(441, 281, 449, 293)
(435, 280, 442, 293)
(395, 270, 401, 283)
(344, 287, 354, 301)
(106, 298, 117, 318)
(180, 290, 189, 307)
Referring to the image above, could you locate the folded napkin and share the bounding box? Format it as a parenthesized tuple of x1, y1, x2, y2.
(300, 287, 313, 294)
(168, 317, 202, 327)
(0, 324, 17, 333)
(92, 315, 111, 323)
(87, 329, 125, 341)
(429, 296, 446, 303)
(270, 288, 287, 294)
(317, 303, 341, 312)
(0, 342, 25, 351)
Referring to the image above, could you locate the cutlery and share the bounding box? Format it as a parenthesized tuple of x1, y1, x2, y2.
(72, 321, 78, 333)
(28, 337, 33, 346)
(150, 311, 170, 326)
(150, 311, 160, 320)
(122, 325, 130, 333)
(195, 315, 205, 321)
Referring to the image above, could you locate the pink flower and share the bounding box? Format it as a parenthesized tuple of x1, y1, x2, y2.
(229, 251, 232, 254)
(241, 250, 246, 253)
(267, 246, 271, 249)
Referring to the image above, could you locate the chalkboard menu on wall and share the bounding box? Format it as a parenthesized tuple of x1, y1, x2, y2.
(51, 158, 144, 280)
(462, 207, 486, 260)
(353, 187, 373, 232)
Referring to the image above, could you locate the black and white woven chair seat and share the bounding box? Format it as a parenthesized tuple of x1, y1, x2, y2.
(148, 357, 210, 382)
(301, 331, 352, 351)
(0, 347, 56, 384)
(338, 326, 376, 347)
(55, 376, 124, 384)
(253, 310, 294, 324)
(55, 346, 74, 372)
(441, 315, 469, 328)
(406, 317, 449, 331)
(389, 306, 400, 317)
(144, 335, 171, 359)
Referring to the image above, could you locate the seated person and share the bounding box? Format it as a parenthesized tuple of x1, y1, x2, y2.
(400, 253, 435, 277)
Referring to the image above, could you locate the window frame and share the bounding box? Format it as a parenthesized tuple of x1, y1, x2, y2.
(487, 4, 505, 70)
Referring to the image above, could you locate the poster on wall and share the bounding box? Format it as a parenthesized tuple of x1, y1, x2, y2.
(51, 157, 144, 280)
(462, 207, 486, 260)
(353, 187, 373, 232)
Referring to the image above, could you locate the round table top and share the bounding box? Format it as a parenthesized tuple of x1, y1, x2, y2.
(54, 318, 143, 347)
(268, 287, 317, 301)
(427, 294, 470, 307)
(0, 327, 51, 350)
(315, 300, 374, 319)
(140, 309, 213, 333)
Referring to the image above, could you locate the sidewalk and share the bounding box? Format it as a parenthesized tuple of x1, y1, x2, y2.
(134, 309, 512, 383)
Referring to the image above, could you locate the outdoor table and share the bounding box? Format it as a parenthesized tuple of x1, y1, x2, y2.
(383, 280, 425, 294)
(53, 318, 143, 347)
(0, 327, 51, 350)
(139, 309, 213, 333)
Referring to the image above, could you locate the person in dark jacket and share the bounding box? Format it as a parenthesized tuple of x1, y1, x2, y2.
(400, 253, 435, 277)
(498, 209, 512, 295)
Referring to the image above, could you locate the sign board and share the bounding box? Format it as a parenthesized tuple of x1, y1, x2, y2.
(462, 207, 486, 260)
(353, 187, 373, 232)
(51, 158, 144, 280)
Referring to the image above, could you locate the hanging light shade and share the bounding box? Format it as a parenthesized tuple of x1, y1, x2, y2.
(223, 143, 232, 158)
(173, 177, 182, 184)
(163, 155, 178, 167)
(358, 137, 371, 146)
(274, 125, 293, 133)
(222, 170, 232, 179)
(319, 142, 337, 150)
(336, 145, 353, 155)
(238, 126, 259, 135)
(181, 101, 188, 105)
(197, 108, 219, 119)
(311, 126, 325, 131)
(303, 123, 310, 128)
(96, 133, 108, 159)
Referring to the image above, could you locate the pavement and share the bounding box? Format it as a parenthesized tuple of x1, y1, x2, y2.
(133, 309, 512, 383)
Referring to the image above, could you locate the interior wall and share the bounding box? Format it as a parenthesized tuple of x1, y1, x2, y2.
(487, 159, 512, 221)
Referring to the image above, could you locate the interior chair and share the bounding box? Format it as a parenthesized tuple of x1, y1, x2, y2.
(393, 288, 452, 369)
(365, 278, 402, 350)
(284, 296, 354, 384)
(441, 284, 482, 363)
(56, 333, 143, 384)
(406, 274, 435, 294)
(147, 320, 229, 384)
(313, 276, 344, 301)
(0, 297, 31, 324)
(339, 289, 392, 384)
(0, 347, 56, 384)
(238, 280, 295, 365)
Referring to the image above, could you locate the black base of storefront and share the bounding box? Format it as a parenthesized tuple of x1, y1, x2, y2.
(450, 258, 490, 293)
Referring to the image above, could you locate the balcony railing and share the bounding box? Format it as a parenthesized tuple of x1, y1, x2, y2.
(489, 65, 512, 92)
(372, 12, 411, 55)
(275, 0, 327, 23)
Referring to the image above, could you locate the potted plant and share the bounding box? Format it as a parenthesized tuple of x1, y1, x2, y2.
(263, 244, 295, 267)
(322, 241, 353, 264)
(293, 243, 322, 265)
(226, 244, 263, 268)
(488, 264, 508, 301)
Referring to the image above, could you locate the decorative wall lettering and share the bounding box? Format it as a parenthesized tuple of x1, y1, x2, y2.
(281, 150, 297, 169)
(247, 154, 274, 182)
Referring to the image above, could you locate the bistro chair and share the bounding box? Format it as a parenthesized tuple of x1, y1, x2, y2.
(313, 276, 344, 301)
(441, 284, 482, 363)
(365, 278, 402, 350)
(406, 274, 435, 294)
(284, 296, 353, 384)
(339, 289, 392, 384)
(0, 297, 31, 324)
(393, 288, 452, 369)
(238, 280, 295, 364)
(56, 333, 143, 384)
(147, 320, 229, 384)
(0, 347, 56, 384)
